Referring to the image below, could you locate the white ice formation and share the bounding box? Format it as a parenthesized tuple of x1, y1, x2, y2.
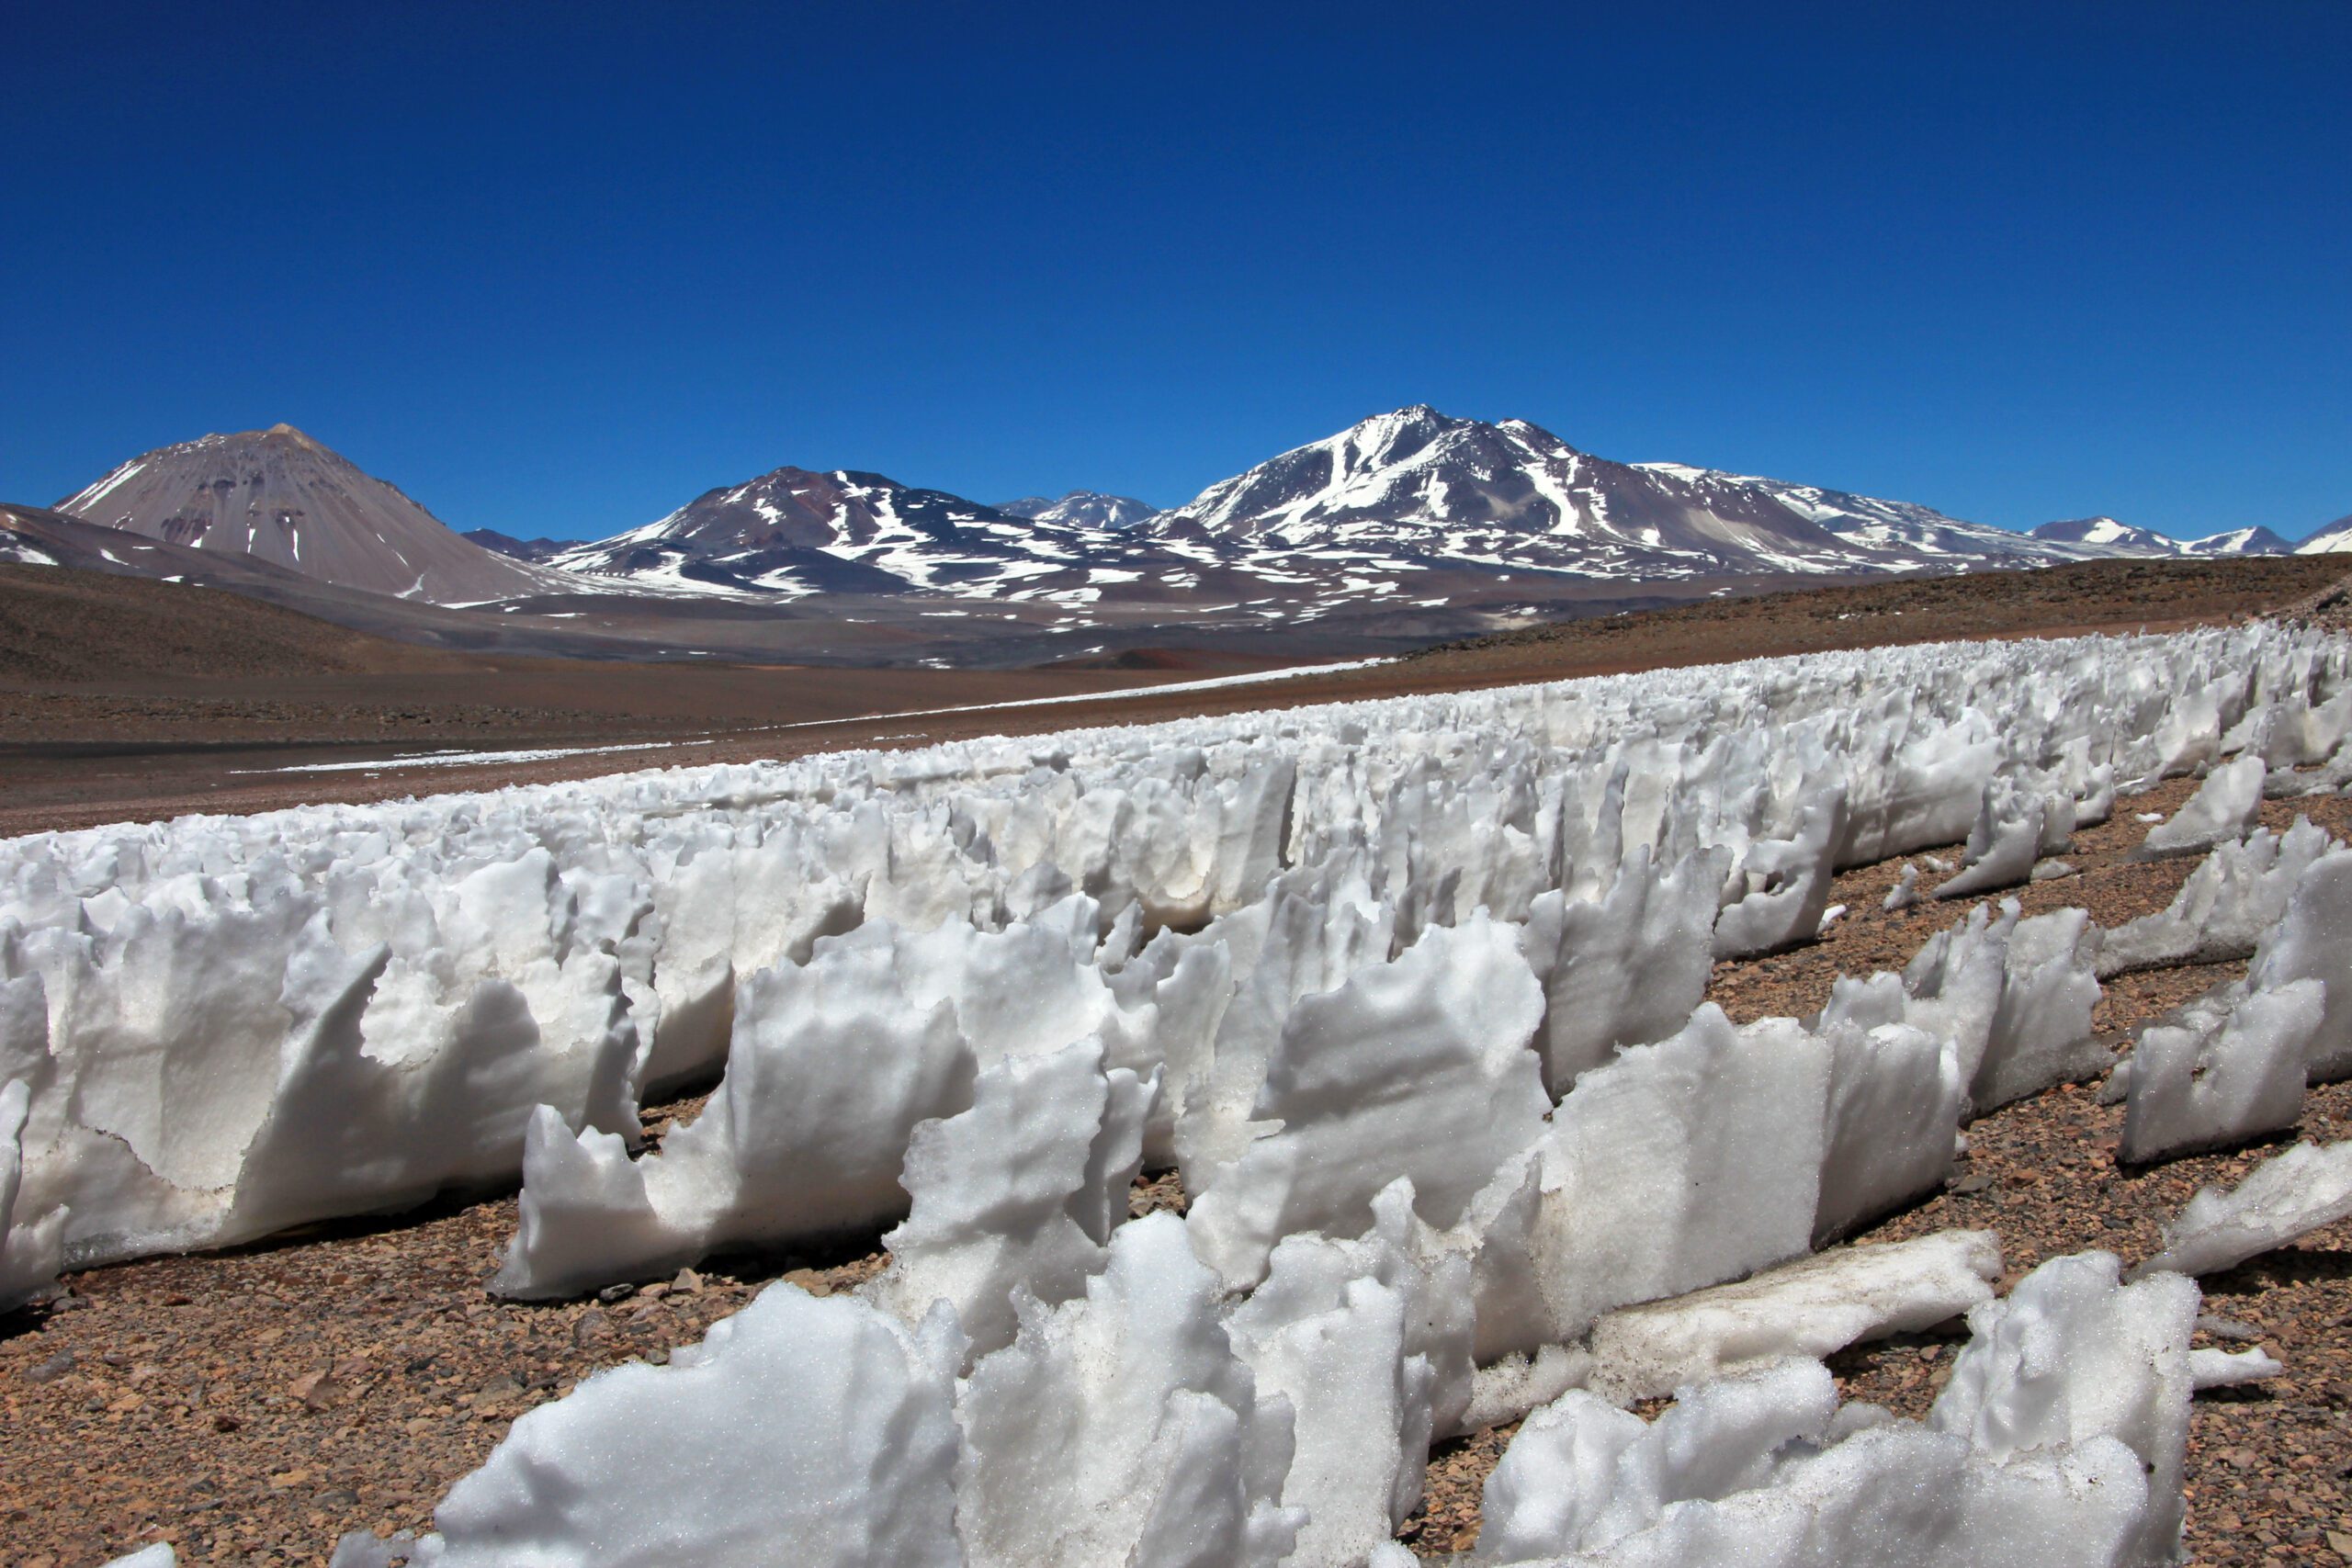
(2134, 1138, 2352, 1279)
(407, 1284, 967, 1567)
(1476, 1252, 2198, 1568)
(13, 622, 2350, 1561)
(2107, 834, 2352, 1159)
(1818, 897, 2105, 1117)
(1578, 1230, 2001, 1403)
(0, 1077, 65, 1309)
(7, 623, 2332, 1280)
(2118, 980, 2319, 1164)
(2139, 753, 2266, 856)
(2189, 1345, 2283, 1389)
(2095, 818, 2334, 976)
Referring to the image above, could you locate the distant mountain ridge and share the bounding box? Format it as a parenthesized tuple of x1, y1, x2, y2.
(544, 465, 1217, 608)
(464, 527, 572, 563)
(1139, 406, 2096, 586)
(40, 411, 2341, 646)
(54, 424, 572, 604)
(2029, 516, 2290, 558)
(2295, 513, 2352, 556)
(997, 491, 1158, 529)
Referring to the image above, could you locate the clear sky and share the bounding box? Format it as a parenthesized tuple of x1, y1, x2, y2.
(6, 2, 2347, 542)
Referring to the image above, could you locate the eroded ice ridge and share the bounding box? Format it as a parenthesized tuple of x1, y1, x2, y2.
(2104, 839, 2352, 1159)
(342, 1242, 2199, 1568)
(2, 622, 2344, 1291)
(1476, 1252, 2199, 1568)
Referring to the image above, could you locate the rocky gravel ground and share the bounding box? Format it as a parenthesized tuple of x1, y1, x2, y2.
(6, 777, 2351, 1565)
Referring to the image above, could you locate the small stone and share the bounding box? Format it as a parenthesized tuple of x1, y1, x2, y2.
(2198, 1314, 2265, 1343)
(639, 1281, 670, 1301)
(23, 1348, 74, 1383)
(476, 1372, 522, 1402)
(1951, 1172, 1996, 1195)
(782, 1267, 832, 1297)
(571, 1309, 613, 1348)
(643, 1348, 670, 1366)
(2328, 1530, 2352, 1557)
(596, 1283, 637, 1304)
(671, 1267, 704, 1295)
(212, 1413, 242, 1432)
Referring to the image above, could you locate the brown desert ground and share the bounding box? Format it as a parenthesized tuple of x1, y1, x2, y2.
(2, 552, 2344, 836)
(3, 773, 2348, 1567)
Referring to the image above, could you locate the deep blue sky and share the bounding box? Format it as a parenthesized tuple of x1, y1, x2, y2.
(6, 2, 2347, 542)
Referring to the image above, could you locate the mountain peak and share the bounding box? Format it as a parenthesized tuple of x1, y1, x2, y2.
(996, 491, 1159, 529)
(54, 426, 565, 604)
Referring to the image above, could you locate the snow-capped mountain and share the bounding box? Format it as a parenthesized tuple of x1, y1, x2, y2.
(555, 406, 2305, 623)
(2029, 517, 2291, 558)
(55, 425, 574, 604)
(2030, 516, 2177, 552)
(1143, 405, 2085, 583)
(2181, 525, 2294, 557)
(2295, 514, 2352, 556)
(548, 466, 1215, 606)
(996, 491, 1159, 529)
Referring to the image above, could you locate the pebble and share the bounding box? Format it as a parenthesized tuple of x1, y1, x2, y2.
(2199, 1314, 2266, 1343)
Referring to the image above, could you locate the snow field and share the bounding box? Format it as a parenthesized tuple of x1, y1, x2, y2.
(23, 618, 2352, 1564)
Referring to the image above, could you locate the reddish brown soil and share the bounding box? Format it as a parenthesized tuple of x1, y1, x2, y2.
(3, 556, 2343, 838)
(6, 784, 2351, 1565)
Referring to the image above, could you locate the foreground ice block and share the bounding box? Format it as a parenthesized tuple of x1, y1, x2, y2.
(1527, 1005, 1830, 1337)
(400, 1285, 965, 1568)
(1476, 1349, 2152, 1568)
(1477, 1358, 1845, 1563)
(492, 934, 980, 1298)
(1930, 1251, 2199, 1567)
(2096, 818, 2333, 976)
(866, 1037, 1154, 1359)
(2242, 848, 2352, 1082)
(2118, 979, 2318, 1164)
(2140, 753, 2265, 857)
(956, 1213, 1303, 1568)
(1481, 1250, 2195, 1568)
(1581, 1231, 2001, 1404)
(1519, 845, 1728, 1096)
(1185, 914, 1549, 1290)
(1227, 1184, 1471, 1568)
(0, 1077, 62, 1310)
(2133, 1138, 2352, 1279)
